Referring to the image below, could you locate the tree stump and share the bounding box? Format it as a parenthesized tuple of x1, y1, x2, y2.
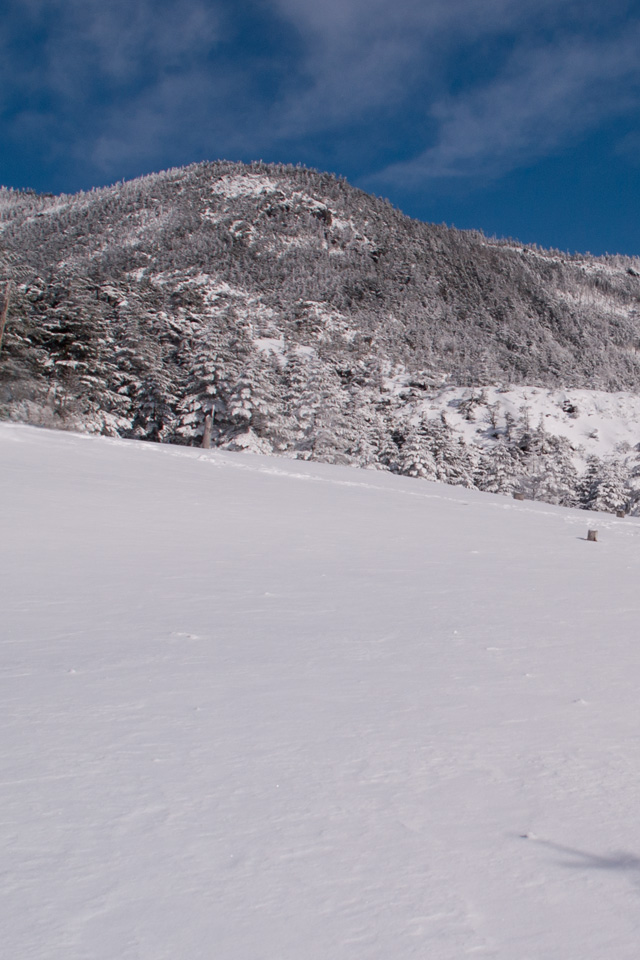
(513, 492, 525, 501)
(616, 510, 626, 518)
(587, 529, 598, 542)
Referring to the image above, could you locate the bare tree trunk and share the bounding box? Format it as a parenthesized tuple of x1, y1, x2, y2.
(201, 413, 213, 449)
(0, 281, 12, 361)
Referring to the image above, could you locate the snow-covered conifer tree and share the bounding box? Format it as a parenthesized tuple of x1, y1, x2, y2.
(399, 429, 438, 479)
(475, 440, 522, 495)
(582, 459, 628, 514)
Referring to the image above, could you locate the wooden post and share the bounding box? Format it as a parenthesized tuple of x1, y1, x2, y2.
(587, 529, 598, 542)
(0, 281, 12, 361)
(201, 412, 213, 449)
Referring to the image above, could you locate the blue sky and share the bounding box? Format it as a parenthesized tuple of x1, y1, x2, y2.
(2, 0, 640, 255)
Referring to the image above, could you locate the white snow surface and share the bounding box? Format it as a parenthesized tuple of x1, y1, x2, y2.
(3, 423, 640, 959)
(385, 379, 640, 465)
(210, 173, 282, 199)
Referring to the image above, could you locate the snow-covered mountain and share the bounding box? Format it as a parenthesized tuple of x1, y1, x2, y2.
(2, 161, 640, 512)
(3, 423, 640, 960)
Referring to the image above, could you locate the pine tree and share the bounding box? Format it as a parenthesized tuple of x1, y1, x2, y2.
(399, 430, 438, 479)
(625, 452, 640, 515)
(476, 440, 522, 495)
(439, 437, 477, 488)
(583, 459, 628, 514)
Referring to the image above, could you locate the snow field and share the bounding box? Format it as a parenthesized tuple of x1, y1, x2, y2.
(2, 424, 640, 959)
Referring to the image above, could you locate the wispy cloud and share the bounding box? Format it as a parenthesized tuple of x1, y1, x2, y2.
(2, 0, 221, 94)
(265, 0, 640, 185)
(269, 0, 533, 133)
(0, 0, 639, 193)
(0, 0, 224, 179)
(373, 24, 640, 185)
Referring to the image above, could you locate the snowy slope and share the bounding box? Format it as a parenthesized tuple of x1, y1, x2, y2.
(2, 424, 640, 960)
(395, 381, 640, 468)
(402, 383, 640, 460)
